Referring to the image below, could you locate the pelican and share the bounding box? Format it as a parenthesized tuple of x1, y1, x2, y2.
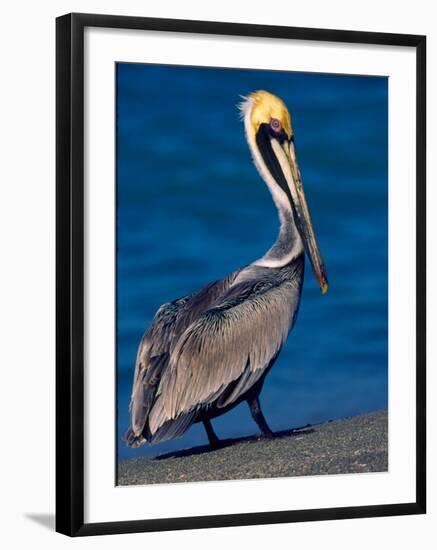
(125, 90, 328, 449)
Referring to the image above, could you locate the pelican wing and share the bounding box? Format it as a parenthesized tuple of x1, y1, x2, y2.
(148, 265, 303, 439)
(127, 271, 239, 445)
(127, 299, 185, 446)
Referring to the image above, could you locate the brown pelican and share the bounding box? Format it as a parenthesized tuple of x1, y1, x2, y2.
(125, 91, 328, 449)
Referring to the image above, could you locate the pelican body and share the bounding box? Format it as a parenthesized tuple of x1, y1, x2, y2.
(126, 91, 328, 449)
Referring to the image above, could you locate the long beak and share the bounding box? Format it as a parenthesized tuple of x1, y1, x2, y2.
(255, 124, 328, 294)
(286, 140, 328, 294)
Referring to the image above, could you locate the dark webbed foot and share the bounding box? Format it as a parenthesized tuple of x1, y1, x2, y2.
(247, 395, 275, 439)
(203, 418, 221, 448)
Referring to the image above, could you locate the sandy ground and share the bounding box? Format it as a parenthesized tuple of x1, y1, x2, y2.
(118, 410, 388, 486)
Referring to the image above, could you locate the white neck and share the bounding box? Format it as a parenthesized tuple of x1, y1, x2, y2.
(240, 97, 303, 268)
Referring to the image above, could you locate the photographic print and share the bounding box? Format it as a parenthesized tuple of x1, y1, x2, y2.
(116, 63, 388, 486)
(56, 13, 426, 535)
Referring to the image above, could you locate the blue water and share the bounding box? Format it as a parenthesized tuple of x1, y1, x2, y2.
(116, 64, 388, 461)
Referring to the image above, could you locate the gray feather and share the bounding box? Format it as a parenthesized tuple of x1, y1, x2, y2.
(147, 259, 304, 436)
(126, 271, 240, 444)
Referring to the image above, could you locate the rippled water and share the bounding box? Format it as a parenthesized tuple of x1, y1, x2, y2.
(116, 64, 388, 461)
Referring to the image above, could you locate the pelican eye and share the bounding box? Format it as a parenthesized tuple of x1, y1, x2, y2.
(270, 118, 282, 132)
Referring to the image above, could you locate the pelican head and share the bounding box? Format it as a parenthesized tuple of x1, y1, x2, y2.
(240, 90, 328, 294)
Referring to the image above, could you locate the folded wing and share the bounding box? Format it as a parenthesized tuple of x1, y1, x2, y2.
(147, 271, 302, 443)
(126, 272, 239, 446)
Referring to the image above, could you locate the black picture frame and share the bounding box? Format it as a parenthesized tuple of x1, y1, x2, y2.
(56, 12, 426, 537)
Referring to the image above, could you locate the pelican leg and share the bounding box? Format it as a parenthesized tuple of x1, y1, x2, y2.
(203, 418, 220, 448)
(247, 395, 274, 438)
